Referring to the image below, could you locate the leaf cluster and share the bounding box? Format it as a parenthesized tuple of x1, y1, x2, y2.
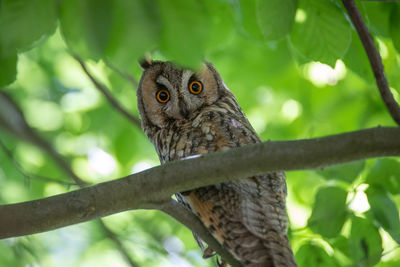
(0, 0, 400, 266)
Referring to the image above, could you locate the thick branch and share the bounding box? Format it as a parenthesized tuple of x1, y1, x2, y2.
(1, 127, 399, 240)
(0, 91, 137, 266)
(342, 0, 400, 125)
(73, 55, 142, 128)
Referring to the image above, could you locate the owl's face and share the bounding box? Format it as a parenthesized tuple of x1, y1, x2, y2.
(137, 61, 228, 129)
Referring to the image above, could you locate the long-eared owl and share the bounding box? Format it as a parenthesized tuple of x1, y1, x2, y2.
(137, 59, 297, 267)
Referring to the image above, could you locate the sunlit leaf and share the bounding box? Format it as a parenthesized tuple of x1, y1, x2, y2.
(202, 0, 235, 50)
(331, 235, 351, 258)
(290, 0, 351, 66)
(295, 243, 340, 267)
(0, 242, 19, 267)
(316, 161, 365, 183)
(59, 0, 114, 60)
(343, 31, 374, 82)
(349, 216, 382, 266)
(366, 186, 400, 244)
(0, 1, 398, 266)
(362, 1, 392, 37)
(0, 0, 57, 57)
(158, 0, 209, 68)
(0, 53, 17, 86)
(366, 158, 400, 195)
(236, 0, 264, 41)
(256, 0, 297, 41)
(389, 4, 400, 54)
(105, 0, 160, 70)
(308, 186, 348, 238)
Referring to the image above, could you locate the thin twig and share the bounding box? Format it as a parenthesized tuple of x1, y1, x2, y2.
(342, 0, 400, 126)
(105, 60, 139, 89)
(0, 138, 75, 187)
(73, 55, 141, 128)
(0, 92, 138, 267)
(161, 200, 243, 267)
(0, 91, 87, 187)
(98, 220, 139, 267)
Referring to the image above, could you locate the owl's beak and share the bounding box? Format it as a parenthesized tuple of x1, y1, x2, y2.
(179, 101, 189, 119)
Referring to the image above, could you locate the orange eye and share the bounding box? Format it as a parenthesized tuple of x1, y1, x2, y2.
(156, 89, 170, 103)
(189, 81, 203, 94)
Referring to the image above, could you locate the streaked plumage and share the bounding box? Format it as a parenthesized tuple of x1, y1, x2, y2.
(137, 60, 297, 267)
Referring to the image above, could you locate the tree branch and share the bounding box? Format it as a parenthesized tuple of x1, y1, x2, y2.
(105, 60, 139, 89)
(0, 138, 75, 186)
(0, 91, 138, 267)
(1, 126, 399, 240)
(0, 92, 86, 187)
(73, 55, 142, 128)
(342, 0, 400, 126)
(98, 220, 139, 267)
(161, 200, 243, 267)
(73, 55, 223, 266)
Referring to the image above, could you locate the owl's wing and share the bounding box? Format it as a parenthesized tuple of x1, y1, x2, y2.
(234, 175, 295, 266)
(180, 109, 297, 266)
(184, 178, 295, 266)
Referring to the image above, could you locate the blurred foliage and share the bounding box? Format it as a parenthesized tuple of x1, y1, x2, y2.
(0, 0, 400, 266)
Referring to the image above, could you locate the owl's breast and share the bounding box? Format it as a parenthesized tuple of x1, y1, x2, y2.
(153, 104, 258, 164)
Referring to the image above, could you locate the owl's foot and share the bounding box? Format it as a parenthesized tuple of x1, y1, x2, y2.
(216, 257, 228, 267)
(202, 246, 215, 259)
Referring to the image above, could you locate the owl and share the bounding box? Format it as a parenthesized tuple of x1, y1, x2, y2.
(137, 59, 297, 267)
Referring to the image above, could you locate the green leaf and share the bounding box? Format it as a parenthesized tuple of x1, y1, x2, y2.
(331, 235, 351, 258)
(366, 158, 400, 195)
(316, 161, 365, 183)
(295, 243, 339, 267)
(256, 0, 297, 41)
(158, 0, 209, 68)
(0, 242, 20, 267)
(343, 30, 374, 82)
(389, 4, 400, 54)
(363, 1, 392, 37)
(308, 186, 348, 238)
(59, 0, 114, 60)
(202, 0, 235, 50)
(349, 216, 382, 266)
(366, 186, 400, 244)
(236, 0, 264, 41)
(0, 0, 57, 57)
(105, 0, 159, 70)
(290, 0, 351, 66)
(0, 53, 17, 86)
(330, 235, 354, 266)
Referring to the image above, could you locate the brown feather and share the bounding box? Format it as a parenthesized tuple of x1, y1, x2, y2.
(137, 61, 297, 266)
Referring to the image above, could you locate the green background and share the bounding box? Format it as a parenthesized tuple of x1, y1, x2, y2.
(1, 0, 400, 266)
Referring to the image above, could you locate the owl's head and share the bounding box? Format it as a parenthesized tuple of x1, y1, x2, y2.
(137, 60, 229, 130)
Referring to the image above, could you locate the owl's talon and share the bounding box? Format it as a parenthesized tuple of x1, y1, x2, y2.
(202, 246, 215, 259)
(216, 257, 228, 267)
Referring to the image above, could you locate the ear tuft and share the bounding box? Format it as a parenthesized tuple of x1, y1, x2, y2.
(139, 55, 152, 69)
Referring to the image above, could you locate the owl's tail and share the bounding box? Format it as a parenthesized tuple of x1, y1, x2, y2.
(231, 230, 296, 267)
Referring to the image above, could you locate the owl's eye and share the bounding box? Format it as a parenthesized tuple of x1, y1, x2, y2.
(189, 81, 203, 94)
(156, 89, 170, 103)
